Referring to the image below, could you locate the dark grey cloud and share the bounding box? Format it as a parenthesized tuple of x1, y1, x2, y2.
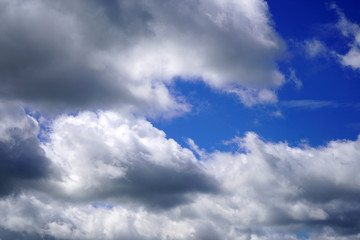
(105, 160, 219, 209)
(44, 157, 220, 210)
(0, 131, 49, 195)
(0, 0, 137, 110)
(0, 227, 57, 240)
(0, 103, 50, 196)
(0, 0, 183, 117)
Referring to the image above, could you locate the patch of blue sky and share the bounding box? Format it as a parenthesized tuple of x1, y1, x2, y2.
(92, 202, 113, 210)
(24, 107, 52, 143)
(296, 232, 310, 239)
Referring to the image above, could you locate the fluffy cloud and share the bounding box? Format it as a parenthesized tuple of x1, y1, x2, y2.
(207, 133, 360, 229)
(0, 111, 360, 239)
(41, 111, 219, 208)
(0, 0, 285, 115)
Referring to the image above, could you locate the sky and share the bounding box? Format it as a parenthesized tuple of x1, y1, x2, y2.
(0, 0, 360, 239)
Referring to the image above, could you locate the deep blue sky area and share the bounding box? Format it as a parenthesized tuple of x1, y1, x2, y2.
(153, 0, 360, 151)
(268, 0, 360, 39)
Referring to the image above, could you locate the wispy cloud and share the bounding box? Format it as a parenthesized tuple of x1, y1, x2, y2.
(281, 100, 339, 109)
(282, 100, 360, 110)
(330, 3, 360, 70)
(288, 68, 303, 89)
(303, 39, 328, 58)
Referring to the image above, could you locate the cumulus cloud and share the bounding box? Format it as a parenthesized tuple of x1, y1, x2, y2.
(0, 112, 360, 239)
(0, 102, 50, 196)
(207, 133, 360, 227)
(1, 1, 359, 239)
(41, 111, 219, 208)
(0, 0, 285, 114)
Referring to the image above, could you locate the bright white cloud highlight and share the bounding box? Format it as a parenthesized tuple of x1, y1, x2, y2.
(41, 111, 219, 206)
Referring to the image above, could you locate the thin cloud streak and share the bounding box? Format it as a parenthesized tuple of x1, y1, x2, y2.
(281, 100, 339, 109)
(282, 100, 360, 110)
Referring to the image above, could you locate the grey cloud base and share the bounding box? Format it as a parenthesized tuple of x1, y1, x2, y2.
(1, 110, 360, 239)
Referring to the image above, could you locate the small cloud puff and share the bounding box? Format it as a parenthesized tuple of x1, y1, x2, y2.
(303, 39, 328, 58)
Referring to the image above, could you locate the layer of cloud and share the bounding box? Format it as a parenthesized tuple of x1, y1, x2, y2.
(0, 110, 360, 239)
(0, 0, 285, 115)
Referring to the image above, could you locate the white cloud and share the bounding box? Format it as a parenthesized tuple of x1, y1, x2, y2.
(0, 0, 285, 115)
(341, 47, 360, 69)
(41, 111, 219, 206)
(228, 87, 279, 106)
(330, 4, 360, 70)
(0, 111, 360, 239)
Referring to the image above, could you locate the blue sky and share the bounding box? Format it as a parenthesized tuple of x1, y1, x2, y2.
(0, 0, 360, 239)
(153, 0, 360, 151)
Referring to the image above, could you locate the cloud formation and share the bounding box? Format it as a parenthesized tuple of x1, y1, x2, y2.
(41, 111, 219, 208)
(331, 4, 360, 70)
(0, 0, 285, 114)
(0, 1, 359, 239)
(0, 111, 360, 239)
